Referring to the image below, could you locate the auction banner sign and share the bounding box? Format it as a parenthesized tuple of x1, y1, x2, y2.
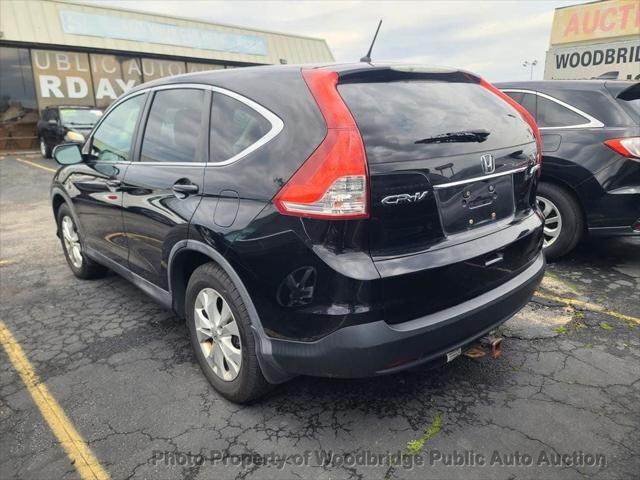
(550, 0, 640, 45)
(545, 38, 640, 80)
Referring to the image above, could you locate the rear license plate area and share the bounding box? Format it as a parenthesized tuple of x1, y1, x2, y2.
(435, 176, 515, 235)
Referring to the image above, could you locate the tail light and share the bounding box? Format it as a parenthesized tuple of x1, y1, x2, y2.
(273, 69, 369, 219)
(604, 137, 640, 161)
(479, 79, 542, 175)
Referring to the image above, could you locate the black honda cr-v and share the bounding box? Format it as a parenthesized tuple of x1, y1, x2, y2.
(51, 64, 545, 402)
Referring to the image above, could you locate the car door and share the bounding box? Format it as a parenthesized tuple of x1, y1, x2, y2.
(50, 109, 64, 146)
(71, 92, 147, 266)
(41, 109, 59, 146)
(121, 86, 209, 290)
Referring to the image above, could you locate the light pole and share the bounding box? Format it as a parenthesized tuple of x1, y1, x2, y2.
(523, 60, 538, 80)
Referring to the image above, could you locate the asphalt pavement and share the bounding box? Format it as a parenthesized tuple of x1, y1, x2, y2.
(1, 152, 638, 480)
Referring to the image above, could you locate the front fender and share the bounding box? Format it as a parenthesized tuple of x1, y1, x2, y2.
(50, 185, 86, 239)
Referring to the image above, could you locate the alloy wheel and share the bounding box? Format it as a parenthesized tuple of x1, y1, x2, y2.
(61, 216, 83, 268)
(536, 195, 563, 248)
(194, 288, 242, 381)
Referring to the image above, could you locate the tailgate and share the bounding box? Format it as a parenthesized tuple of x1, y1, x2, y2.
(338, 73, 539, 258)
(338, 69, 541, 322)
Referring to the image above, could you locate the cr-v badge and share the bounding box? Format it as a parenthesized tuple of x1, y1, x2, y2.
(481, 154, 495, 174)
(381, 191, 429, 205)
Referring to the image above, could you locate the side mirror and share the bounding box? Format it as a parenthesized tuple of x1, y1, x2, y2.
(53, 143, 83, 165)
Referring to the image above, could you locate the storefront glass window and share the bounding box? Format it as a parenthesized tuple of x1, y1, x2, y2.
(0, 46, 248, 152)
(186, 62, 225, 73)
(141, 58, 186, 81)
(0, 47, 38, 150)
(90, 54, 143, 108)
(31, 49, 96, 109)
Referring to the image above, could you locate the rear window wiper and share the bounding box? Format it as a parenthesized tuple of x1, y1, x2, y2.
(415, 129, 490, 144)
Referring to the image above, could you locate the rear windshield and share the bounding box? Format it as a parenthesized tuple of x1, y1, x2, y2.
(604, 82, 640, 125)
(338, 81, 534, 164)
(619, 98, 640, 124)
(613, 83, 640, 124)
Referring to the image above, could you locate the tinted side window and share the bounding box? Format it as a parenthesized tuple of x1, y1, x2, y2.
(505, 91, 524, 103)
(210, 93, 271, 162)
(504, 92, 537, 118)
(43, 109, 58, 121)
(91, 94, 145, 162)
(140, 89, 206, 163)
(536, 96, 588, 128)
(520, 93, 537, 118)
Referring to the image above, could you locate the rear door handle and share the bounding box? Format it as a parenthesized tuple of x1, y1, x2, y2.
(172, 183, 199, 195)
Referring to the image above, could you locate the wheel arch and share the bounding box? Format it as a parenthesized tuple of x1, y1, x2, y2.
(168, 241, 258, 325)
(51, 188, 83, 237)
(168, 246, 214, 320)
(52, 193, 65, 217)
(167, 240, 291, 384)
(538, 174, 588, 233)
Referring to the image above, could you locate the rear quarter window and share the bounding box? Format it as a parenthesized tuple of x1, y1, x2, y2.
(545, 88, 631, 127)
(536, 96, 589, 128)
(210, 93, 271, 163)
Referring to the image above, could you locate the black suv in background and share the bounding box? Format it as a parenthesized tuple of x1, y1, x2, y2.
(498, 81, 640, 259)
(51, 64, 544, 402)
(37, 105, 103, 158)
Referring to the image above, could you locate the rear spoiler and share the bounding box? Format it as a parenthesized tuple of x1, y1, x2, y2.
(337, 66, 479, 84)
(616, 82, 640, 101)
(592, 71, 619, 80)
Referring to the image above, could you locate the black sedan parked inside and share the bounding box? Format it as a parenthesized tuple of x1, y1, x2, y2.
(497, 81, 639, 259)
(50, 64, 545, 402)
(37, 105, 103, 158)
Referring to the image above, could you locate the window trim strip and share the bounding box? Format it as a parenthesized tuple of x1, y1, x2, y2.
(501, 88, 604, 130)
(84, 83, 284, 166)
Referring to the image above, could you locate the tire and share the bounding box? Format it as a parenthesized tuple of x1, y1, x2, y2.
(536, 182, 584, 261)
(56, 203, 108, 279)
(186, 262, 272, 403)
(39, 136, 52, 159)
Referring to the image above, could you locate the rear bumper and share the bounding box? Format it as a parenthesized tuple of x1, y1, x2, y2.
(259, 251, 544, 381)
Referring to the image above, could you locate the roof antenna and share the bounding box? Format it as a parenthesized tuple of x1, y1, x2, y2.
(360, 20, 382, 63)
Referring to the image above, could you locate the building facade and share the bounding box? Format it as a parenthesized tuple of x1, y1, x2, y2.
(545, 0, 640, 80)
(0, 0, 334, 150)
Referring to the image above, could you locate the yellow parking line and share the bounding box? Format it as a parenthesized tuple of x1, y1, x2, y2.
(0, 259, 16, 267)
(534, 292, 640, 325)
(15, 158, 57, 173)
(0, 321, 110, 480)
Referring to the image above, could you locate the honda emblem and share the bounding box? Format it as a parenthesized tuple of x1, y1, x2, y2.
(481, 154, 495, 174)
